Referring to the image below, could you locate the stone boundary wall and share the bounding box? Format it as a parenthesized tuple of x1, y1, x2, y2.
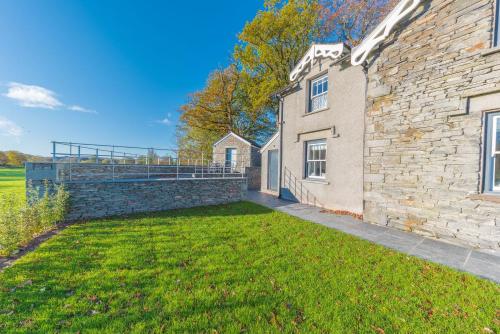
(245, 166, 261, 190)
(364, 0, 500, 249)
(26, 163, 247, 220)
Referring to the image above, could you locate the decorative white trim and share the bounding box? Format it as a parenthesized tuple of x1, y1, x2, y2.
(290, 44, 344, 81)
(260, 132, 280, 153)
(351, 0, 423, 66)
(213, 132, 260, 148)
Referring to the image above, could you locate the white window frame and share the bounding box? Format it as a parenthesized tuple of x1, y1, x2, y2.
(309, 75, 328, 113)
(305, 139, 327, 179)
(491, 115, 500, 191)
(495, 0, 500, 47)
(484, 113, 500, 193)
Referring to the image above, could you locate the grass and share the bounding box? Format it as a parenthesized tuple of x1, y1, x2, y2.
(0, 202, 498, 333)
(0, 167, 25, 198)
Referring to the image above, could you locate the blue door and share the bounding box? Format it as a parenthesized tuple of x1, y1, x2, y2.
(225, 148, 237, 169)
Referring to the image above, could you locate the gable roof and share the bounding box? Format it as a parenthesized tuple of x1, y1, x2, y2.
(290, 43, 345, 81)
(351, 0, 423, 66)
(260, 132, 279, 153)
(213, 131, 261, 148)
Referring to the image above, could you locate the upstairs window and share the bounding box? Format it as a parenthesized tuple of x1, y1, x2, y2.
(496, 0, 500, 47)
(484, 112, 500, 192)
(305, 139, 327, 179)
(309, 75, 328, 113)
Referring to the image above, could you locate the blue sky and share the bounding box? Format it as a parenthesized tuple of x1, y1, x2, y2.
(0, 0, 263, 155)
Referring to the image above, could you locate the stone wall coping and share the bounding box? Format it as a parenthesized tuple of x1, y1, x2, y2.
(56, 177, 247, 185)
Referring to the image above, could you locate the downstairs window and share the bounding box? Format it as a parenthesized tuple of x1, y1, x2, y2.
(305, 139, 327, 179)
(484, 112, 500, 192)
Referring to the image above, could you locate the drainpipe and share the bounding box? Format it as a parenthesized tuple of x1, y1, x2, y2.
(277, 95, 284, 199)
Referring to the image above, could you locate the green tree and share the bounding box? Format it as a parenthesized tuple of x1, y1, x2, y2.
(234, 0, 321, 112)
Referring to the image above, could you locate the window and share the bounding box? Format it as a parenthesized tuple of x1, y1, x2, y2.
(496, 0, 500, 47)
(305, 140, 326, 179)
(309, 75, 328, 113)
(484, 113, 500, 192)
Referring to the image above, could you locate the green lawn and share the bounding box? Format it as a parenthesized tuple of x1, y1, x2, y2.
(0, 202, 498, 333)
(0, 167, 25, 198)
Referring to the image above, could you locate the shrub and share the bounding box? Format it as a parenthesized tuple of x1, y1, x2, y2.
(0, 182, 69, 256)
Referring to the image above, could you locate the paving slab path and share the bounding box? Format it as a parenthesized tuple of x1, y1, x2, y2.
(247, 191, 500, 283)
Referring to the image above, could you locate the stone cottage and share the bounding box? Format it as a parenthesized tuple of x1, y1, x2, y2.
(260, 0, 500, 249)
(212, 131, 261, 190)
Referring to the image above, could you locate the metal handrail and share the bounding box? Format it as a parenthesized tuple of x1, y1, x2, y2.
(50, 141, 249, 181)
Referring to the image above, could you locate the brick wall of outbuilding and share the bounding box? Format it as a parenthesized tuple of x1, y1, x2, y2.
(364, 0, 500, 248)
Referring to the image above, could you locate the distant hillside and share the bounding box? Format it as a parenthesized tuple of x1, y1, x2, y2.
(0, 150, 50, 167)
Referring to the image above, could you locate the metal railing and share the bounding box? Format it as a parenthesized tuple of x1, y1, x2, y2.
(283, 166, 323, 207)
(50, 141, 248, 182)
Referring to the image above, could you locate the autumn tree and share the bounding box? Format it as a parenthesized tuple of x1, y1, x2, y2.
(177, 64, 273, 155)
(235, 0, 321, 112)
(0, 152, 7, 166)
(5, 151, 26, 166)
(318, 0, 397, 47)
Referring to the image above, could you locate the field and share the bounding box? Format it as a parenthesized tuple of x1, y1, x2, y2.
(0, 202, 498, 333)
(0, 167, 25, 198)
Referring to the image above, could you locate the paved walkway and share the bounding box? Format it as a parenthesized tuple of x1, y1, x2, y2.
(247, 191, 500, 283)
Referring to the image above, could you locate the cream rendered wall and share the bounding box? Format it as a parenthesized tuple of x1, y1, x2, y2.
(281, 58, 366, 214)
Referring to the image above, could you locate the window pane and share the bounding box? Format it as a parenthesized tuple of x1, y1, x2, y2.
(323, 79, 328, 92)
(319, 147, 326, 160)
(496, 117, 500, 152)
(315, 161, 320, 176)
(321, 161, 326, 176)
(312, 83, 318, 96)
(495, 154, 500, 188)
(308, 162, 314, 176)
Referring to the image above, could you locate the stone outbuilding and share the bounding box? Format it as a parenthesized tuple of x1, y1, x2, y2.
(212, 132, 261, 190)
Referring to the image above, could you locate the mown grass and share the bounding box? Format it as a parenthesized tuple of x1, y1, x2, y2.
(0, 202, 498, 333)
(0, 167, 25, 198)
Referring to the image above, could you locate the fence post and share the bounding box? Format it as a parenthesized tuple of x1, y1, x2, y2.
(176, 154, 180, 180)
(52, 142, 56, 162)
(77, 145, 81, 163)
(111, 146, 115, 180)
(201, 152, 204, 179)
(69, 143, 72, 181)
(96, 149, 99, 164)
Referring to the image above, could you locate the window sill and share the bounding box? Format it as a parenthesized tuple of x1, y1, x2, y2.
(468, 193, 500, 204)
(481, 47, 500, 57)
(302, 178, 330, 185)
(303, 107, 329, 117)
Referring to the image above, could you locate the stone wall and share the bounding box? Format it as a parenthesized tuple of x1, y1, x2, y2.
(245, 166, 261, 190)
(364, 0, 500, 248)
(26, 163, 248, 220)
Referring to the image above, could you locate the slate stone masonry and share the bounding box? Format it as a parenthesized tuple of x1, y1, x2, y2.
(364, 0, 500, 249)
(26, 162, 247, 220)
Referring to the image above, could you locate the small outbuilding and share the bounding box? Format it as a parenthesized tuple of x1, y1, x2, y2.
(212, 131, 261, 190)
